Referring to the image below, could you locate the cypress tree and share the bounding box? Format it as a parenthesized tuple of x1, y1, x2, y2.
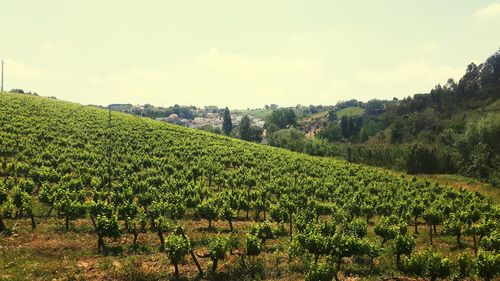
(222, 107, 233, 135)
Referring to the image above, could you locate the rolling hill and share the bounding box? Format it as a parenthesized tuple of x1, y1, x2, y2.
(0, 93, 498, 280)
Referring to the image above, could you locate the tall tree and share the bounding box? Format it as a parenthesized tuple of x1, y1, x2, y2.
(239, 115, 251, 141)
(265, 108, 297, 133)
(222, 107, 232, 135)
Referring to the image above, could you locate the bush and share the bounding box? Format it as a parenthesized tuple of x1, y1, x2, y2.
(207, 236, 230, 273)
(406, 144, 438, 174)
(305, 261, 336, 281)
(246, 234, 262, 256)
(343, 219, 367, 238)
(268, 128, 306, 152)
(403, 250, 451, 281)
(164, 234, 190, 277)
(374, 215, 406, 244)
(402, 250, 428, 277)
(481, 231, 500, 252)
(250, 221, 274, 245)
(457, 252, 473, 279)
(426, 252, 451, 281)
(196, 198, 219, 228)
(394, 233, 415, 265)
(475, 251, 500, 281)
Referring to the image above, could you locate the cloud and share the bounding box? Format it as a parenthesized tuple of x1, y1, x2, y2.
(287, 34, 306, 44)
(85, 49, 331, 107)
(0, 58, 73, 97)
(419, 43, 440, 53)
(88, 67, 171, 104)
(40, 43, 55, 51)
(4, 59, 67, 86)
(474, 3, 500, 18)
(106, 67, 170, 83)
(189, 49, 328, 106)
(354, 60, 464, 99)
(195, 48, 325, 80)
(18, 49, 467, 109)
(39, 42, 73, 52)
(8, 60, 50, 79)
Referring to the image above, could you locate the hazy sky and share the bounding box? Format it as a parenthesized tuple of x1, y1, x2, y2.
(1, 1, 499, 108)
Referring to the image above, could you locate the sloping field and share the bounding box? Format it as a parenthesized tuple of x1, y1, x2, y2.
(0, 93, 498, 280)
(336, 106, 364, 118)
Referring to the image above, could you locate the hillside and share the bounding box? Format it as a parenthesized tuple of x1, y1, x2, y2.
(0, 93, 499, 280)
(233, 108, 274, 120)
(335, 106, 364, 118)
(303, 49, 500, 186)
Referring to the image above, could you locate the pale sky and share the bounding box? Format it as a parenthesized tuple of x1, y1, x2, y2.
(1, 1, 499, 109)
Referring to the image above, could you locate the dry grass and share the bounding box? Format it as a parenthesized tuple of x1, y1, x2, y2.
(0, 213, 487, 281)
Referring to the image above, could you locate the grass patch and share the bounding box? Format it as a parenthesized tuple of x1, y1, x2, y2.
(233, 109, 273, 119)
(336, 106, 364, 118)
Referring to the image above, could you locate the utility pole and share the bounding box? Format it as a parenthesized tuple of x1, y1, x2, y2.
(1, 60, 4, 93)
(106, 108, 113, 201)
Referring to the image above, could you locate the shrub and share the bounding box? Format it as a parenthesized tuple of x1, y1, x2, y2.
(426, 252, 451, 281)
(305, 261, 336, 281)
(402, 250, 428, 277)
(207, 236, 230, 273)
(246, 234, 262, 256)
(394, 233, 415, 266)
(475, 251, 500, 281)
(457, 252, 473, 279)
(164, 234, 190, 277)
(403, 250, 451, 281)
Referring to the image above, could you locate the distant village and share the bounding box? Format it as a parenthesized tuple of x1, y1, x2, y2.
(107, 103, 266, 130)
(156, 112, 265, 129)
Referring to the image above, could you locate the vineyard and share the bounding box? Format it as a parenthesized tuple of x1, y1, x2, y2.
(0, 92, 499, 281)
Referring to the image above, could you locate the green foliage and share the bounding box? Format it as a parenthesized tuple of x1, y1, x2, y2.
(297, 225, 328, 260)
(305, 261, 336, 281)
(196, 197, 219, 228)
(455, 113, 500, 185)
(426, 251, 452, 281)
(239, 115, 252, 141)
(0, 92, 499, 279)
(423, 207, 443, 226)
(264, 108, 297, 132)
(443, 214, 464, 246)
(457, 252, 474, 279)
(200, 125, 222, 135)
(164, 234, 190, 266)
(207, 236, 230, 273)
(340, 115, 362, 138)
(403, 250, 428, 277)
(250, 221, 274, 244)
(268, 128, 305, 152)
(246, 234, 262, 256)
(317, 49, 500, 185)
(304, 138, 340, 157)
(208, 236, 230, 261)
(394, 233, 415, 260)
(374, 215, 406, 244)
(406, 144, 438, 174)
(316, 124, 342, 142)
(96, 214, 121, 239)
(475, 251, 500, 281)
(481, 230, 500, 252)
(222, 107, 233, 135)
(110, 103, 196, 120)
(343, 219, 367, 238)
(364, 100, 385, 115)
(237, 121, 264, 143)
(403, 250, 451, 281)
